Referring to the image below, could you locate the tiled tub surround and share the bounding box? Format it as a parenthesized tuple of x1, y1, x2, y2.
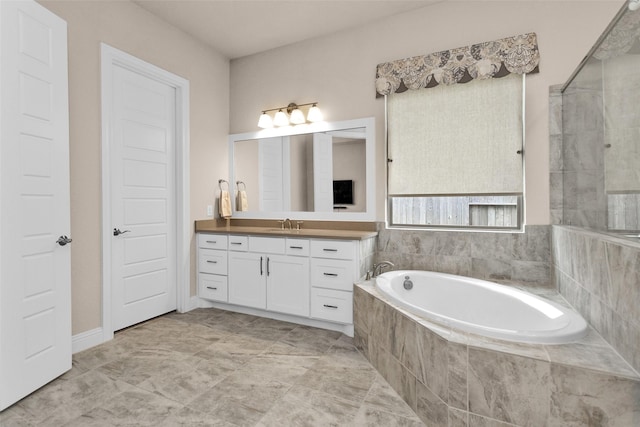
(376, 225, 551, 286)
(354, 282, 640, 426)
(553, 225, 640, 373)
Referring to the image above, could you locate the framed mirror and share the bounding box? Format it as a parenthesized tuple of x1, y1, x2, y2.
(229, 117, 375, 221)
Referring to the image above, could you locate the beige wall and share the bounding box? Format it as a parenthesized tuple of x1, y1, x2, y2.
(36, 0, 623, 336)
(229, 0, 622, 225)
(39, 0, 230, 335)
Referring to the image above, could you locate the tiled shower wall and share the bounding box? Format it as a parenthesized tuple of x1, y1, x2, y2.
(552, 225, 640, 372)
(550, 82, 640, 373)
(375, 224, 551, 286)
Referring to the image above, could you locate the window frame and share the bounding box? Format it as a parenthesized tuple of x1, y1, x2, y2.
(384, 75, 526, 232)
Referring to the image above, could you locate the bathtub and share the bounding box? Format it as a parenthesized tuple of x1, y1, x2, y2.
(375, 270, 588, 344)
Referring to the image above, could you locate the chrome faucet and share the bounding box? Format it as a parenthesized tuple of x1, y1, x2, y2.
(284, 218, 292, 230)
(372, 261, 395, 277)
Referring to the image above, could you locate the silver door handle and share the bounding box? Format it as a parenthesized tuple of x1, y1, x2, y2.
(113, 228, 131, 236)
(56, 235, 72, 246)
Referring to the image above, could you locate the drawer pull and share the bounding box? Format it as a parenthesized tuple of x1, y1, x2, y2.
(206, 286, 218, 290)
(206, 260, 218, 264)
(323, 248, 338, 252)
(323, 304, 338, 309)
(206, 240, 217, 244)
(230, 242, 243, 245)
(290, 246, 303, 249)
(323, 272, 338, 277)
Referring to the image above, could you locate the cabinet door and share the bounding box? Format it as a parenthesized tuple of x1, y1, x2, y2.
(228, 252, 265, 309)
(266, 255, 310, 317)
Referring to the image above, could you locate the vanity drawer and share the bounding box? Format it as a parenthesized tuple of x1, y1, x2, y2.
(286, 238, 310, 256)
(310, 258, 354, 292)
(250, 236, 285, 254)
(199, 249, 228, 275)
(228, 235, 248, 251)
(198, 273, 228, 302)
(310, 240, 355, 260)
(310, 288, 353, 324)
(197, 234, 228, 250)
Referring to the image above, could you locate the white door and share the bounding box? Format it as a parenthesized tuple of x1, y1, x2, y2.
(0, 0, 71, 410)
(109, 64, 177, 331)
(313, 132, 334, 211)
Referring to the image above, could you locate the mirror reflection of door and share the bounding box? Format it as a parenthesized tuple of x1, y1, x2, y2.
(313, 132, 333, 211)
(259, 137, 290, 211)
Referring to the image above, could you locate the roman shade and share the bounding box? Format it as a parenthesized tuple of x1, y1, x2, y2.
(387, 73, 524, 196)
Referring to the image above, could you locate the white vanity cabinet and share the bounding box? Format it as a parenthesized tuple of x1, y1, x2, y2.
(197, 234, 228, 302)
(196, 231, 375, 336)
(228, 236, 310, 317)
(309, 240, 358, 324)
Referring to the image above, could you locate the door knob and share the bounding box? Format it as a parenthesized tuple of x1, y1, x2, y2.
(113, 228, 131, 236)
(56, 235, 72, 246)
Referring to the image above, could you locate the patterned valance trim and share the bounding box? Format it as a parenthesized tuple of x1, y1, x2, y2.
(375, 32, 540, 97)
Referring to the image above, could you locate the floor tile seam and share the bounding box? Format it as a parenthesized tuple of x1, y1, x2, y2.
(291, 377, 371, 405)
(48, 384, 146, 427)
(264, 384, 363, 426)
(134, 370, 226, 409)
(252, 382, 298, 426)
(358, 401, 425, 425)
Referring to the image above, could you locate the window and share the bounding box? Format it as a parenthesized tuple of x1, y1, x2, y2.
(386, 73, 525, 230)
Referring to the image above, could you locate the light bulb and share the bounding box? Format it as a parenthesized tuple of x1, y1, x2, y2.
(289, 108, 306, 125)
(273, 110, 289, 127)
(257, 112, 273, 129)
(307, 104, 323, 122)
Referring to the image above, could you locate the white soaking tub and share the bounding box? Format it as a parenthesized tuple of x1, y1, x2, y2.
(375, 270, 587, 344)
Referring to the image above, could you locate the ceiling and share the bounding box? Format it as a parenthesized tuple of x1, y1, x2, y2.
(132, 0, 442, 59)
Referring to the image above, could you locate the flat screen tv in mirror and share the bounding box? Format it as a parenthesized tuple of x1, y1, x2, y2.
(333, 180, 353, 205)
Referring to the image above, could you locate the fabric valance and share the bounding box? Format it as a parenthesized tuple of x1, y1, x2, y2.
(375, 32, 539, 96)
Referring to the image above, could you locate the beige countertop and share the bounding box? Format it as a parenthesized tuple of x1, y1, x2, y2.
(195, 219, 378, 241)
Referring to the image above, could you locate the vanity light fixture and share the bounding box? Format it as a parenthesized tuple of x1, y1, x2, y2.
(273, 109, 289, 127)
(257, 102, 322, 128)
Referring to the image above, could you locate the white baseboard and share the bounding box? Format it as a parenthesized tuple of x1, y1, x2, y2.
(186, 295, 201, 311)
(72, 327, 105, 354)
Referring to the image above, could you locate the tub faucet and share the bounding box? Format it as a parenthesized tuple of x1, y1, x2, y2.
(372, 261, 395, 277)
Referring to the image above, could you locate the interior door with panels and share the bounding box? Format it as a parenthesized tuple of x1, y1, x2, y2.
(0, 0, 71, 410)
(110, 64, 177, 331)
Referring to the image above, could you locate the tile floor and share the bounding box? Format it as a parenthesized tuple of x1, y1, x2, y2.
(0, 308, 424, 426)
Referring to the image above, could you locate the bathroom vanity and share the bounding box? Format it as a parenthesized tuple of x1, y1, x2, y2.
(195, 220, 377, 336)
